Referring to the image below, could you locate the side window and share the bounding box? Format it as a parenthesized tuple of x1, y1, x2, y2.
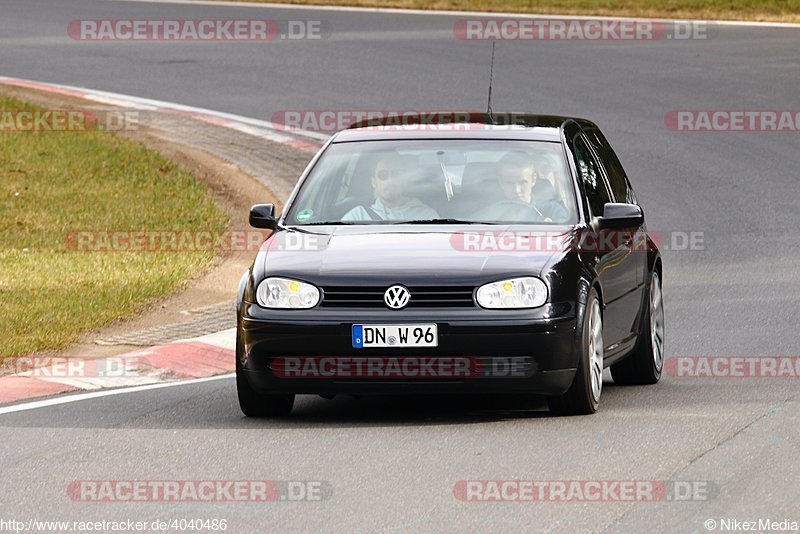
(586, 129, 636, 204)
(572, 135, 610, 217)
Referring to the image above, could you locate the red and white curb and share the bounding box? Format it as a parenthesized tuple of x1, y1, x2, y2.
(0, 76, 328, 152)
(0, 330, 236, 405)
(0, 75, 320, 407)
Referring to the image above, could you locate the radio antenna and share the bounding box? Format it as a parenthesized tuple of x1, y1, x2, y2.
(486, 41, 496, 123)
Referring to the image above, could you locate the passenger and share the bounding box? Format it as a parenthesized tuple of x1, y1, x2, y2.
(342, 155, 439, 221)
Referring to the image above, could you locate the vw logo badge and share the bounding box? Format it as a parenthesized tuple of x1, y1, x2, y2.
(384, 285, 410, 309)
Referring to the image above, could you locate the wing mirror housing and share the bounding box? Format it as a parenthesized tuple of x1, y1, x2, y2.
(249, 203, 279, 230)
(591, 203, 644, 231)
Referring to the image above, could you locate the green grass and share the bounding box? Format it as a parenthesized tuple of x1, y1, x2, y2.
(0, 96, 229, 358)
(230, 0, 800, 22)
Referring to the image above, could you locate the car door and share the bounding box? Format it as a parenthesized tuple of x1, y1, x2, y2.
(570, 133, 636, 351)
(585, 128, 647, 344)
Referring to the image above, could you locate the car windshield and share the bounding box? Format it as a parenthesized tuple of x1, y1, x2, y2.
(284, 139, 578, 225)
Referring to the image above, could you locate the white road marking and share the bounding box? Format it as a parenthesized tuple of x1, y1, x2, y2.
(104, 0, 800, 28)
(0, 76, 328, 144)
(0, 373, 234, 416)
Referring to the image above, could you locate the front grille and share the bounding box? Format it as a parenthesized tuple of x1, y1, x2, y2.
(321, 286, 475, 308)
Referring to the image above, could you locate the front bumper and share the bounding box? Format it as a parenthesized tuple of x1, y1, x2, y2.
(239, 302, 579, 396)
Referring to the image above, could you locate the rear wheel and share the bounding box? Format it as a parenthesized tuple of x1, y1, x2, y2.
(236, 335, 294, 417)
(610, 271, 664, 385)
(548, 288, 603, 415)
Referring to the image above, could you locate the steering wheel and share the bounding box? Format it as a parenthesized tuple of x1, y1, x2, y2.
(473, 200, 547, 222)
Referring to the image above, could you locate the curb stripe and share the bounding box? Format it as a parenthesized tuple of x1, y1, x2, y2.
(0, 79, 261, 407)
(0, 377, 80, 404)
(0, 76, 328, 153)
(1, 341, 234, 406)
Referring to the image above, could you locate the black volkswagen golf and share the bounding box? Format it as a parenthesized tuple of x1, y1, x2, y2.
(236, 114, 663, 417)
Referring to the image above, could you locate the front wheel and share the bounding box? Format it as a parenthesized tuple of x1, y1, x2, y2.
(547, 288, 603, 416)
(236, 335, 295, 417)
(610, 271, 664, 385)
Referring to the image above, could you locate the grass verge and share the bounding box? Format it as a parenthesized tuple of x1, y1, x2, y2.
(0, 96, 229, 358)
(230, 0, 800, 23)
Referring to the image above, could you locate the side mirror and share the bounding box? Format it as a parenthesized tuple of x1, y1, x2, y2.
(591, 203, 644, 231)
(249, 203, 278, 230)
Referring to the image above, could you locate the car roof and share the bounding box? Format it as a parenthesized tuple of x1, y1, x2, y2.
(331, 112, 598, 143)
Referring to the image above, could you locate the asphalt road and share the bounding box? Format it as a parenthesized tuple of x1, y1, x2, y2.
(1, 0, 800, 531)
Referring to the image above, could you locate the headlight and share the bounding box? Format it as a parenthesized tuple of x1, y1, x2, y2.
(256, 277, 320, 309)
(476, 277, 548, 309)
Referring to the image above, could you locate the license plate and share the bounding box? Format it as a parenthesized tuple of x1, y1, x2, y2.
(352, 324, 438, 348)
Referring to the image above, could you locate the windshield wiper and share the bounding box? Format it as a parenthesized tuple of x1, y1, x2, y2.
(393, 218, 497, 225)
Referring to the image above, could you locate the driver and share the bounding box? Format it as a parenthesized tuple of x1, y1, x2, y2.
(342, 154, 439, 221)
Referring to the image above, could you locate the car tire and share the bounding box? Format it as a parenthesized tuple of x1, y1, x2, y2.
(236, 334, 295, 417)
(547, 287, 603, 416)
(610, 271, 664, 385)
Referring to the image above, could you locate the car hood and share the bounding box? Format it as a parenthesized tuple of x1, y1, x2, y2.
(259, 225, 576, 285)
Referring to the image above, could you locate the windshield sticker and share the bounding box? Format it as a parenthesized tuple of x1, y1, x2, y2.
(297, 209, 314, 222)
